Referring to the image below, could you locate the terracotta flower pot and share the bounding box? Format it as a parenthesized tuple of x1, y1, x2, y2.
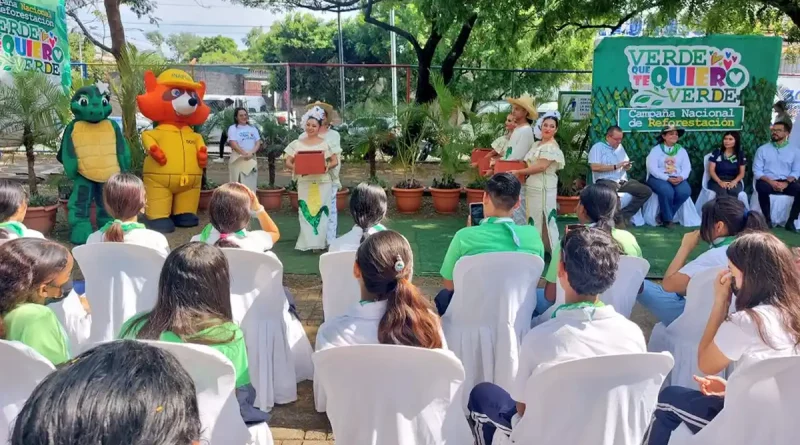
(391, 187, 424, 214)
(336, 188, 349, 212)
(557, 195, 580, 215)
(430, 187, 462, 214)
(465, 188, 484, 205)
(59, 198, 98, 229)
(287, 190, 299, 212)
(23, 205, 59, 236)
(198, 189, 215, 211)
(256, 188, 285, 211)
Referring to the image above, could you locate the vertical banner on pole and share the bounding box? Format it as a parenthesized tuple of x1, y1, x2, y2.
(0, 0, 71, 88)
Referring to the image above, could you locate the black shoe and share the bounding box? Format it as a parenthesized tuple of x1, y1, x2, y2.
(171, 213, 200, 228)
(145, 217, 176, 233)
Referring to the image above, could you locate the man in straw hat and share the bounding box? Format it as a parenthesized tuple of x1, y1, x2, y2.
(300, 101, 342, 243)
(645, 125, 692, 228)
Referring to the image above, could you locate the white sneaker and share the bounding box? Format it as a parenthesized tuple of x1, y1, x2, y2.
(213, 157, 226, 164)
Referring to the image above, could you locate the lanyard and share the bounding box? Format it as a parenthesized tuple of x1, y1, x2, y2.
(551, 301, 605, 319)
(711, 236, 735, 248)
(100, 219, 146, 234)
(482, 217, 520, 248)
(660, 143, 681, 157)
(0, 221, 26, 237)
(198, 224, 245, 242)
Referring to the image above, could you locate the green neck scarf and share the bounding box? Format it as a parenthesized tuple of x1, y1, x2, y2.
(660, 143, 681, 157)
(551, 300, 605, 319)
(773, 139, 790, 150)
(711, 236, 735, 249)
(100, 219, 145, 234)
(0, 221, 26, 237)
(198, 224, 245, 242)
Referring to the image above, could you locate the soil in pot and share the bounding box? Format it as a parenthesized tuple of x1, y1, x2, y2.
(336, 188, 349, 212)
(257, 188, 285, 211)
(23, 205, 59, 236)
(557, 195, 580, 215)
(198, 189, 214, 211)
(430, 187, 462, 214)
(391, 187, 424, 214)
(465, 188, 484, 205)
(59, 199, 98, 229)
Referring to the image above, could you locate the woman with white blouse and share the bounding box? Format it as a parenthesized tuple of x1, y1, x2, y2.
(646, 125, 692, 227)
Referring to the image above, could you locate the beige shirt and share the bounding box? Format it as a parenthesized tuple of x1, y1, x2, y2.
(524, 139, 565, 189)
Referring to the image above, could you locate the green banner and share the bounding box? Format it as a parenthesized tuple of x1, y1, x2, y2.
(590, 35, 781, 189)
(0, 0, 70, 87)
(618, 106, 745, 132)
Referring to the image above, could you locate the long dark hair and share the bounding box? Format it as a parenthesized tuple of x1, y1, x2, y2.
(349, 183, 387, 243)
(123, 243, 234, 344)
(700, 197, 768, 244)
(233, 107, 249, 126)
(0, 239, 70, 338)
(11, 340, 201, 445)
(102, 173, 146, 243)
(209, 183, 251, 248)
(727, 233, 800, 349)
(579, 184, 618, 234)
(718, 131, 743, 157)
(356, 231, 442, 349)
(0, 179, 27, 222)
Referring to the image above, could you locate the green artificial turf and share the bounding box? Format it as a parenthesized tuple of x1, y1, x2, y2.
(269, 213, 800, 278)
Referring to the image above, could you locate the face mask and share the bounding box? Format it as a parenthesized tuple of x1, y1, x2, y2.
(44, 279, 73, 306)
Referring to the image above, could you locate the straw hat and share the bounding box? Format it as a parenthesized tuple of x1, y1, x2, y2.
(305, 101, 335, 124)
(660, 125, 686, 137)
(506, 95, 538, 121)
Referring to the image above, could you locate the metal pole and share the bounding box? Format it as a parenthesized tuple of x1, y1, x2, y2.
(285, 63, 292, 128)
(390, 9, 398, 115)
(338, 8, 346, 121)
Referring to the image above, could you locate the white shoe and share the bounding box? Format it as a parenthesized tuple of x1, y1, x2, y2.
(213, 157, 226, 163)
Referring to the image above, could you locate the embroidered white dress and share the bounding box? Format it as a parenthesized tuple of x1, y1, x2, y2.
(524, 139, 565, 250)
(285, 139, 334, 251)
(303, 129, 342, 244)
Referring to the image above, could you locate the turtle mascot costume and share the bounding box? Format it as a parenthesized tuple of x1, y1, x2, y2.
(57, 82, 131, 245)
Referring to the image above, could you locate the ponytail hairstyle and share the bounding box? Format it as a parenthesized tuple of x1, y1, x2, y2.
(356, 231, 442, 349)
(102, 173, 146, 243)
(578, 183, 618, 234)
(0, 238, 71, 338)
(0, 179, 28, 222)
(700, 196, 768, 244)
(349, 183, 387, 242)
(208, 183, 251, 248)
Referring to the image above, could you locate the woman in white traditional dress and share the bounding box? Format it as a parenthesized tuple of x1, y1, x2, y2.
(227, 107, 261, 192)
(300, 101, 342, 244)
(285, 106, 339, 251)
(510, 112, 564, 252)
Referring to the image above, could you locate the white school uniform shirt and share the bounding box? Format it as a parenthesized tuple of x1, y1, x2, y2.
(85, 227, 170, 257)
(646, 145, 692, 181)
(328, 224, 387, 253)
(511, 305, 646, 402)
(715, 305, 799, 373)
(315, 300, 448, 351)
(588, 141, 629, 183)
(678, 245, 729, 278)
(0, 222, 44, 240)
(506, 125, 535, 161)
(190, 226, 275, 253)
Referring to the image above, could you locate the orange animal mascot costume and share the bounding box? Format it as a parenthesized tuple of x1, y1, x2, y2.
(137, 69, 210, 233)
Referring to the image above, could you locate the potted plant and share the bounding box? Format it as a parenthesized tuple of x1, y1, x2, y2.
(286, 180, 299, 212)
(0, 67, 70, 235)
(428, 76, 473, 214)
(391, 103, 428, 214)
(199, 179, 218, 211)
(465, 174, 488, 205)
(253, 115, 296, 211)
(556, 114, 590, 215)
(345, 105, 399, 180)
(336, 187, 350, 212)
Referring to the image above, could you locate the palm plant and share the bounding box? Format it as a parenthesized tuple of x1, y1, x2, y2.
(429, 75, 474, 189)
(195, 107, 234, 189)
(393, 102, 430, 189)
(0, 67, 70, 196)
(253, 114, 298, 188)
(345, 102, 398, 181)
(555, 108, 591, 197)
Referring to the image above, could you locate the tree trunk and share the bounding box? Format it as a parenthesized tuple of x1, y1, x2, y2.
(368, 146, 377, 178)
(415, 61, 437, 104)
(268, 153, 277, 187)
(441, 15, 478, 85)
(104, 0, 126, 61)
(24, 127, 37, 196)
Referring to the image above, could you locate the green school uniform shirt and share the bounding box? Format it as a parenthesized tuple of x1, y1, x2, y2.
(3, 303, 70, 365)
(440, 217, 545, 281)
(545, 228, 642, 283)
(119, 314, 251, 387)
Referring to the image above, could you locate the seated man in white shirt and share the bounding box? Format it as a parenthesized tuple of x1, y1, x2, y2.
(753, 121, 800, 230)
(467, 227, 647, 444)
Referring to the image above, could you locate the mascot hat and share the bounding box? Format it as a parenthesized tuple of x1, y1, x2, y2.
(157, 69, 203, 90)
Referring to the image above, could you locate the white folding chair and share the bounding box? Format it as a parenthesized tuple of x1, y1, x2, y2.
(538, 255, 650, 322)
(750, 179, 800, 227)
(642, 174, 701, 227)
(222, 248, 313, 411)
(0, 340, 56, 445)
(647, 268, 727, 387)
(319, 251, 359, 320)
(667, 355, 800, 445)
(442, 252, 544, 407)
(494, 353, 674, 445)
(694, 153, 749, 214)
(313, 344, 472, 445)
(64, 243, 166, 354)
(143, 341, 273, 445)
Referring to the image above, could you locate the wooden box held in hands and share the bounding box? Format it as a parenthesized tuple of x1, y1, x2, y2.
(294, 151, 326, 175)
(494, 160, 526, 183)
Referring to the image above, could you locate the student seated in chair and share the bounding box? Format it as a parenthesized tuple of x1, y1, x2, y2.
(637, 197, 768, 326)
(328, 182, 388, 252)
(467, 227, 646, 445)
(644, 233, 800, 445)
(0, 179, 45, 240)
(536, 183, 642, 317)
(435, 173, 544, 316)
(119, 242, 268, 425)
